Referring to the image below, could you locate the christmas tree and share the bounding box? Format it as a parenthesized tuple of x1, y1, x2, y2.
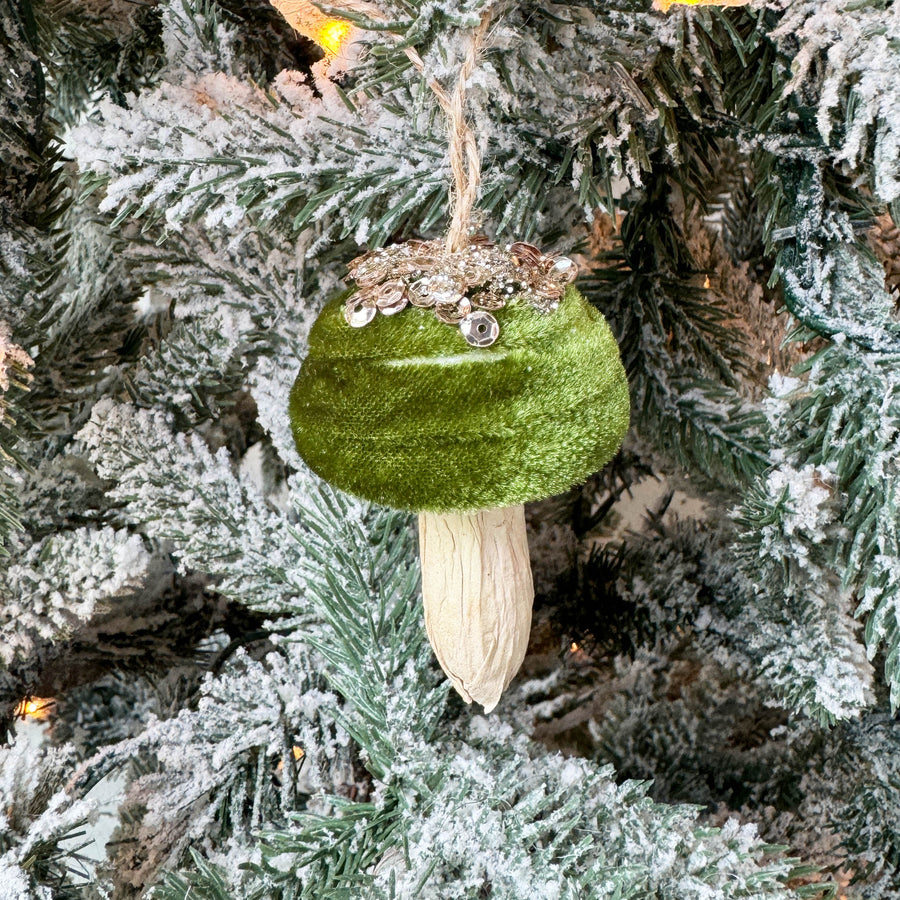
(2, 0, 900, 896)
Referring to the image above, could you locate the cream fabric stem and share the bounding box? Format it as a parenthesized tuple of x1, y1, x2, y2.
(419, 506, 534, 712)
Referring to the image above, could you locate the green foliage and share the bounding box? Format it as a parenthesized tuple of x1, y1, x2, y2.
(750, 341, 900, 711)
(32, 0, 165, 125)
(736, 155, 900, 713)
(6, 0, 900, 894)
(147, 479, 819, 900)
(771, 160, 896, 353)
(79, 401, 320, 621)
(68, 61, 456, 247)
(153, 848, 234, 900)
(0, 358, 34, 552)
(580, 176, 768, 484)
(0, 742, 95, 899)
(827, 716, 900, 888)
(124, 224, 314, 423)
(0, 0, 70, 551)
(64, 1, 786, 253)
(768, 0, 900, 204)
(74, 379, 817, 899)
(733, 470, 872, 724)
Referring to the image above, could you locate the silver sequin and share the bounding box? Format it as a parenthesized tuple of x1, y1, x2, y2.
(416, 273, 465, 307)
(375, 280, 408, 315)
(509, 241, 543, 266)
(460, 311, 499, 347)
(407, 277, 439, 308)
(344, 298, 376, 327)
(435, 296, 472, 325)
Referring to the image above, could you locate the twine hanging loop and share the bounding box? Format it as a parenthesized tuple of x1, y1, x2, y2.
(439, 11, 492, 253)
(316, 1, 492, 252)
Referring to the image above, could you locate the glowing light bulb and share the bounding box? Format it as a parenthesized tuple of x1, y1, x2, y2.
(317, 18, 352, 55)
(14, 697, 55, 721)
(269, 0, 353, 56)
(276, 746, 306, 775)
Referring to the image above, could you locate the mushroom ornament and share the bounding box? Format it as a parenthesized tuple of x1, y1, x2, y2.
(289, 238, 630, 711)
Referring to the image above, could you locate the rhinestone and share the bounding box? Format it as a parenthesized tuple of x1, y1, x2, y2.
(375, 280, 408, 315)
(345, 297, 376, 327)
(548, 256, 578, 283)
(460, 311, 499, 347)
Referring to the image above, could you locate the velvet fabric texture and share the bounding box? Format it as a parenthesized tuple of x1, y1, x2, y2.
(289, 284, 630, 513)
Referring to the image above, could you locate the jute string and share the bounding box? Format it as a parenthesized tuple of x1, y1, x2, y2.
(318, 1, 492, 253)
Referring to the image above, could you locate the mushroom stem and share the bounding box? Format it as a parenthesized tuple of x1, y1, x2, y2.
(418, 505, 534, 712)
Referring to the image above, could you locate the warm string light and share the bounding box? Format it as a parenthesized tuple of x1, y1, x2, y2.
(653, 0, 751, 11)
(316, 18, 352, 55)
(268, 0, 353, 56)
(569, 642, 592, 664)
(275, 746, 306, 775)
(14, 697, 55, 721)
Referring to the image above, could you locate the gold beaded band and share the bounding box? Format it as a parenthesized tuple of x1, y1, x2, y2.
(344, 238, 578, 347)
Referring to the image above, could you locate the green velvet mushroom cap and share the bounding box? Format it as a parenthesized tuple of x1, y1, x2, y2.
(289, 284, 629, 513)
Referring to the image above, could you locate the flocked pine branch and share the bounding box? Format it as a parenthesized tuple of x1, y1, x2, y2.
(0, 325, 34, 552)
(732, 151, 899, 716)
(64, 0, 769, 254)
(147, 477, 823, 900)
(546, 532, 900, 895)
(77, 400, 320, 622)
(74, 644, 354, 890)
(742, 344, 900, 712)
(0, 526, 156, 676)
(30, 0, 165, 127)
(579, 176, 769, 484)
(824, 715, 900, 897)
(0, 741, 96, 900)
(0, 0, 71, 551)
(6, 0, 900, 895)
(734, 458, 874, 722)
(66, 54, 454, 250)
(124, 223, 322, 422)
(769, 0, 900, 206)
